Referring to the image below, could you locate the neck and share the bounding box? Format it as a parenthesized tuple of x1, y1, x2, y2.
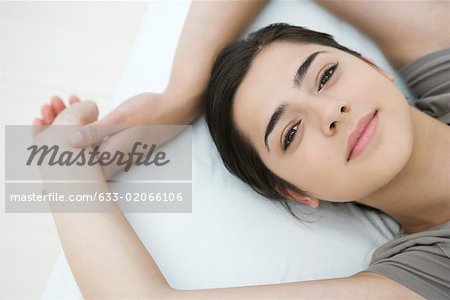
(360, 107, 450, 234)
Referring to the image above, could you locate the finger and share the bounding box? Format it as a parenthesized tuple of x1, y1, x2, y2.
(98, 127, 143, 178)
(33, 118, 44, 126)
(98, 125, 184, 179)
(67, 105, 130, 147)
(41, 104, 56, 125)
(50, 95, 66, 114)
(67, 122, 129, 147)
(32, 118, 46, 137)
(40, 105, 47, 122)
(69, 95, 81, 105)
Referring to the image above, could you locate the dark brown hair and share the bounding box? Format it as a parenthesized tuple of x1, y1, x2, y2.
(204, 23, 362, 219)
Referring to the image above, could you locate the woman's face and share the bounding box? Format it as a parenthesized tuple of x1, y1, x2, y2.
(233, 41, 414, 203)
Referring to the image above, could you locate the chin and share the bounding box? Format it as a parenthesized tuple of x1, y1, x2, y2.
(360, 117, 414, 199)
(333, 111, 414, 202)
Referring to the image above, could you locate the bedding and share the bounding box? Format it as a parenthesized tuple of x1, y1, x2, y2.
(42, 1, 407, 298)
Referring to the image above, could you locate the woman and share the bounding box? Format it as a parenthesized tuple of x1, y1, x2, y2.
(204, 23, 450, 235)
(36, 28, 449, 300)
(204, 22, 450, 298)
(35, 3, 449, 300)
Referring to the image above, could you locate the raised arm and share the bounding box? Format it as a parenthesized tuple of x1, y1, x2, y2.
(38, 102, 424, 300)
(166, 0, 269, 124)
(172, 272, 423, 300)
(315, 0, 450, 70)
(63, 0, 268, 149)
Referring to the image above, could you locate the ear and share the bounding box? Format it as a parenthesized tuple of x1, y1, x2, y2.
(276, 186, 320, 208)
(360, 55, 395, 82)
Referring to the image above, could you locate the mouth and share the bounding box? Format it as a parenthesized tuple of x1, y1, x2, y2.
(347, 110, 378, 161)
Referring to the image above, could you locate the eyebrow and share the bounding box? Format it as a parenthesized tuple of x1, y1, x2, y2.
(293, 51, 325, 88)
(264, 103, 287, 151)
(264, 51, 325, 152)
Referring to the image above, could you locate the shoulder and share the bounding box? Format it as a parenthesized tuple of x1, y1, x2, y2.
(363, 222, 450, 300)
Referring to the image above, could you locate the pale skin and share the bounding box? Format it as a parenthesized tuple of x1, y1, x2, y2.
(33, 1, 449, 299)
(233, 42, 450, 235)
(35, 100, 425, 300)
(35, 0, 268, 178)
(37, 1, 269, 150)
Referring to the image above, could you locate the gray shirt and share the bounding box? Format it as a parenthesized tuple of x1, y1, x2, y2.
(364, 47, 450, 299)
(365, 222, 450, 299)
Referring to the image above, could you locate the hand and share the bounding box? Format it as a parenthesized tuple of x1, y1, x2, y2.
(32, 94, 180, 178)
(32, 96, 99, 146)
(31, 96, 100, 179)
(59, 92, 195, 178)
(33, 95, 98, 131)
(65, 92, 183, 146)
(33, 95, 78, 137)
(32, 97, 110, 212)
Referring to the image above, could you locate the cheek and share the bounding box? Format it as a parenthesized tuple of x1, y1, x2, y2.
(280, 93, 413, 201)
(333, 95, 413, 201)
(266, 70, 414, 201)
(363, 95, 414, 184)
(275, 145, 341, 197)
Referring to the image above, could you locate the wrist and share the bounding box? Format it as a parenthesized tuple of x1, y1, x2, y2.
(160, 88, 204, 125)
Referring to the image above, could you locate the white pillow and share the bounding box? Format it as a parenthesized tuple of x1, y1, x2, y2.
(43, 1, 404, 298)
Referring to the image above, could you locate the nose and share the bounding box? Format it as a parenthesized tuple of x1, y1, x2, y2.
(306, 98, 350, 136)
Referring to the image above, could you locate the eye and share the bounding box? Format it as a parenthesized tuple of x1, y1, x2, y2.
(283, 120, 301, 151)
(318, 63, 338, 91)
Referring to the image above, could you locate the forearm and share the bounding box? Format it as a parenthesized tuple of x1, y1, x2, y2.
(165, 0, 268, 123)
(36, 126, 420, 300)
(315, 0, 450, 70)
(38, 131, 171, 298)
(170, 272, 423, 300)
(52, 208, 171, 299)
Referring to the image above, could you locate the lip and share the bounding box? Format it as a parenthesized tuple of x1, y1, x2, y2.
(347, 110, 378, 161)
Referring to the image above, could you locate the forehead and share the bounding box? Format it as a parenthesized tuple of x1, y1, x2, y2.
(238, 41, 321, 94)
(233, 41, 329, 149)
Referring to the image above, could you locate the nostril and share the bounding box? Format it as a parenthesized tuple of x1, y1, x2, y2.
(330, 122, 336, 129)
(340, 106, 347, 113)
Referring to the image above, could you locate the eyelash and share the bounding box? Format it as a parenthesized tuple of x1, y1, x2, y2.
(283, 120, 301, 150)
(318, 62, 338, 91)
(282, 63, 338, 151)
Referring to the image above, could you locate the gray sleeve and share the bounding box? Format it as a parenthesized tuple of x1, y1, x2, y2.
(399, 47, 450, 126)
(365, 222, 450, 299)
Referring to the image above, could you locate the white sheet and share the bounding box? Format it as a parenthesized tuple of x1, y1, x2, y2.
(43, 1, 405, 298)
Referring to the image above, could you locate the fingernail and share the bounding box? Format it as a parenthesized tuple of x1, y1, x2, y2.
(68, 132, 83, 145)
